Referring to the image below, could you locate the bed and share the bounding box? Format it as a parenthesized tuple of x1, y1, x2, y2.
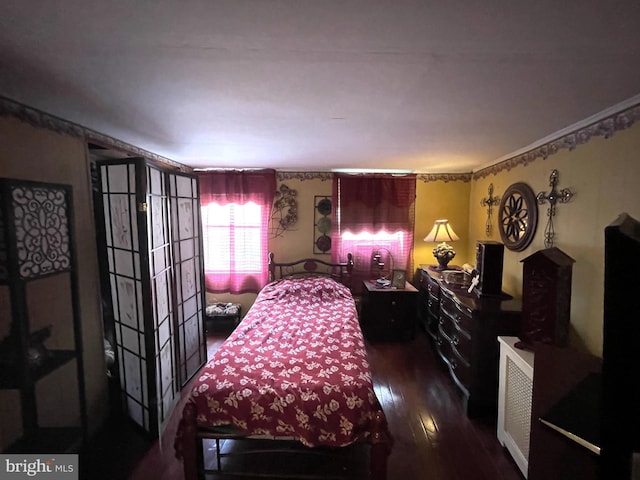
(175, 253, 393, 480)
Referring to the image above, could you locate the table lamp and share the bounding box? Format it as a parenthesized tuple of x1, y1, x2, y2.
(424, 219, 459, 270)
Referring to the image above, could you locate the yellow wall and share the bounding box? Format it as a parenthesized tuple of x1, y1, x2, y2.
(269, 177, 333, 262)
(0, 116, 108, 447)
(468, 122, 640, 355)
(211, 175, 472, 313)
(267, 175, 472, 273)
(206, 176, 333, 316)
(219, 122, 640, 359)
(414, 178, 471, 270)
(4, 99, 638, 446)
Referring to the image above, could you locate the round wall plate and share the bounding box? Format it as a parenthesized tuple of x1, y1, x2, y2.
(498, 182, 538, 251)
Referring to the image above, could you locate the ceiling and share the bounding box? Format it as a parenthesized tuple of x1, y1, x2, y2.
(1, 1, 639, 173)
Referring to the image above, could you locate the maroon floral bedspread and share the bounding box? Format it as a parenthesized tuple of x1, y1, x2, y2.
(187, 276, 383, 447)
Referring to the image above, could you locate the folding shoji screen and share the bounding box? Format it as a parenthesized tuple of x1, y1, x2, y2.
(95, 158, 206, 435)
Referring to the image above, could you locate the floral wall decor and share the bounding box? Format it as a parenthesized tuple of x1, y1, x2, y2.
(270, 184, 298, 238)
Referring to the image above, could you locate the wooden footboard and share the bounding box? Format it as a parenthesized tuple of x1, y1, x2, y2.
(177, 402, 393, 480)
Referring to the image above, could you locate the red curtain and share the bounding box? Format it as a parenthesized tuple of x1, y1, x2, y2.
(198, 169, 276, 294)
(332, 174, 416, 293)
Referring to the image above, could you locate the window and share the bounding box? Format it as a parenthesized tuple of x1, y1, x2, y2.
(332, 174, 416, 293)
(197, 169, 276, 293)
(201, 202, 262, 273)
(340, 230, 407, 275)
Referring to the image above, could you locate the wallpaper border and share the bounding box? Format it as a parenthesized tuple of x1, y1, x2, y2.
(473, 102, 640, 180)
(4, 94, 639, 181)
(277, 171, 333, 181)
(0, 96, 188, 171)
(277, 172, 474, 183)
(417, 173, 472, 183)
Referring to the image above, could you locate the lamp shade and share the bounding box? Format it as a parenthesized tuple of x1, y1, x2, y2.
(423, 219, 459, 243)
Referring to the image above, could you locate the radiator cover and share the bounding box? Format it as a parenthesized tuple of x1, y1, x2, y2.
(497, 336, 535, 478)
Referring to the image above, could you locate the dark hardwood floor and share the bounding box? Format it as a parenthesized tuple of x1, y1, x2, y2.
(80, 329, 523, 480)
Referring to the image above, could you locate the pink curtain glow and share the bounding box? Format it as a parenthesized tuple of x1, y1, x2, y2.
(198, 169, 276, 294)
(332, 174, 416, 293)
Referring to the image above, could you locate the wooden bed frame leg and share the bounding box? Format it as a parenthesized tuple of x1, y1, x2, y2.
(370, 410, 393, 480)
(180, 402, 200, 480)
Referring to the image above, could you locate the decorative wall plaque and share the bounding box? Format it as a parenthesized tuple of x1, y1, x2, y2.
(498, 182, 538, 252)
(313, 196, 332, 254)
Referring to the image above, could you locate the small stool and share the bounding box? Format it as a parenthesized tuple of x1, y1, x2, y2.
(205, 303, 242, 333)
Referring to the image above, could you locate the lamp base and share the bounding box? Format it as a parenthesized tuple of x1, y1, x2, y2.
(435, 258, 451, 270)
(432, 242, 456, 271)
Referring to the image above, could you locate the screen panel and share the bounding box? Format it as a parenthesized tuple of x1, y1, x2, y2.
(146, 164, 179, 433)
(100, 161, 150, 430)
(169, 173, 206, 386)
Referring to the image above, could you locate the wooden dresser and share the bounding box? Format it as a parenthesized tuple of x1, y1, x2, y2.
(416, 266, 522, 416)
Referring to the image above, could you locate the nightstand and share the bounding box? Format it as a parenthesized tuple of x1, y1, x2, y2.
(359, 280, 418, 341)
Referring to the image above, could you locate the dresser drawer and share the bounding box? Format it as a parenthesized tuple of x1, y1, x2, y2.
(419, 270, 440, 295)
(427, 292, 440, 317)
(437, 324, 471, 390)
(440, 292, 472, 335)
(439, 315, 472, 363)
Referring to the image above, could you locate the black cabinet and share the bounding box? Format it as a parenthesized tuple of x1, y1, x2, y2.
(360, 281, 418, 341)
(0, 178, 86, 453)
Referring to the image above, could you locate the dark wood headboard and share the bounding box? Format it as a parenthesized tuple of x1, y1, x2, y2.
(268, 252, 354, 283)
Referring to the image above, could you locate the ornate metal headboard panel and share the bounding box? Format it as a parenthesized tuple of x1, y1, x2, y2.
(268, 252, 354, 283)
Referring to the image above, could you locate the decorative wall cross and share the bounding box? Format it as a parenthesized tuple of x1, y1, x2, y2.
(536, 169, 574, 248)
(480, 183, 500, 237)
